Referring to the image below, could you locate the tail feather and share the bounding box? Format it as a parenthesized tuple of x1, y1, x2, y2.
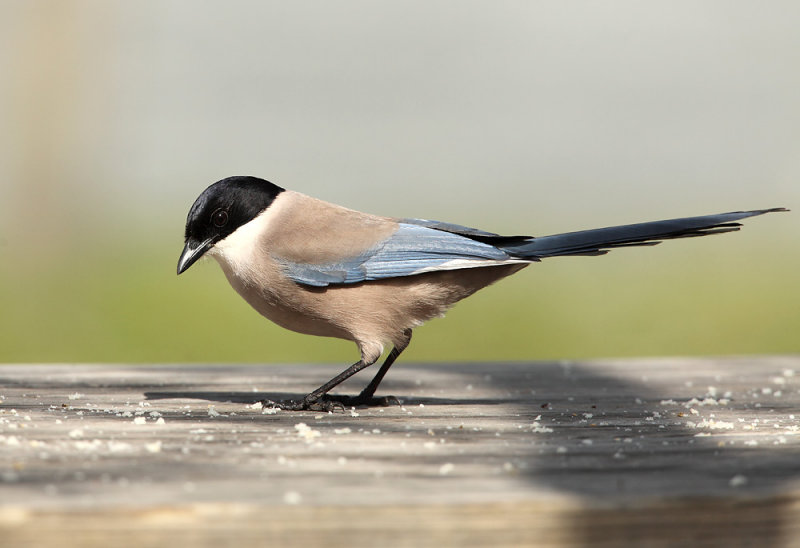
(499, 208, 787, 259)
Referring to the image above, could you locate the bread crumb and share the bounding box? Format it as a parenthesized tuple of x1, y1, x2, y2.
(294, 422, 321, 442)
(108, 441, 133, 453)
(145, 440, 162, 453)
(283, 491, 302, 505)
(729, 474, 748, 487)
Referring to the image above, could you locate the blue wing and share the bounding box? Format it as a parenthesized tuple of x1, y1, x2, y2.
(276, 223, 524, 287)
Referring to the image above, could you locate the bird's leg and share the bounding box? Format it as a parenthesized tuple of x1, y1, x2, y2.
(260, 356, 378, 412)
(333, 329, 412, 407)
(260, 330, 412, 412)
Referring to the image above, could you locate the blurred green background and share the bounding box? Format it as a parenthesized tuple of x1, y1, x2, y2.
(1, 1, 798, 364)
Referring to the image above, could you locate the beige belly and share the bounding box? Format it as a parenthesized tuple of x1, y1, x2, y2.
(221, 260, 526, 348)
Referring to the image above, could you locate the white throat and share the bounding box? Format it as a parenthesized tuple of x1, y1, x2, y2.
(207, 206, 275, 279)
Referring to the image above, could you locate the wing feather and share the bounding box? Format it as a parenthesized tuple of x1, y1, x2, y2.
(277, 224, 523, 287)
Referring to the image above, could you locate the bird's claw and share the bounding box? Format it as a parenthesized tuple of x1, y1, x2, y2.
(258, 397, 345, 413)
(257, 394, 401, 412)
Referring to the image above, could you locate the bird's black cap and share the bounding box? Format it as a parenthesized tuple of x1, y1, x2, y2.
(177, 176, 284, 274)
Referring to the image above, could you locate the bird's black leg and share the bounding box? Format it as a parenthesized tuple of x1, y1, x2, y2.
(260, 330, 412, 412)
(333, 329, 412, 407)
(260, 356, 378, 412)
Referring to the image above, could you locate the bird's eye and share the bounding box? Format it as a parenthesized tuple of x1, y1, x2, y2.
(211, 209, 229, 228)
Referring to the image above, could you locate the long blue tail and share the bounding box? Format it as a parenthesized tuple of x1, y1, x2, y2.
(497, 208, 787, 259)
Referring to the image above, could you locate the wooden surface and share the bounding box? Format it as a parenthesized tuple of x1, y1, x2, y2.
(2, 357, 800, 547)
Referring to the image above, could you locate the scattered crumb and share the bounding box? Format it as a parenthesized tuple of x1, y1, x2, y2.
(705, 419, 734, 430)
(531, 421, 553, 434)
(439, 463, 455, 475)
(67, 393, 84, 400)
(334, 427, 352, 435)
(74, 440, 102, 452)
(283, 491, 302, 505)
(145, 440, 162, 453)
(683, 397, 730, 408)
(132, 417, 147, 425)
(294, 422, 321, 442)
(207, 407, 220, 418)
(108, 441, 133, 453)
(729, 475, 748, 487)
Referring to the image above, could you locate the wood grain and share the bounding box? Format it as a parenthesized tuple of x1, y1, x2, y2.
(1, 358, 799, 547)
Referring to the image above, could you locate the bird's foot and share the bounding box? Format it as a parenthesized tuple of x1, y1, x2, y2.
(328, 393, 402, 408)
(258, 393, 402, 412)
(259, 397, 345, 413)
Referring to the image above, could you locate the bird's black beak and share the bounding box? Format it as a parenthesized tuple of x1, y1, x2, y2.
(177, 237, 216, 275)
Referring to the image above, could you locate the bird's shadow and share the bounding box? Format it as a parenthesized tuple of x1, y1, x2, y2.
(142, 389, 503, 408)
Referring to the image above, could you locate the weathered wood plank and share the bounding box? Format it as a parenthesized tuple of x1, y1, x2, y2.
(1, 357, 800, 547)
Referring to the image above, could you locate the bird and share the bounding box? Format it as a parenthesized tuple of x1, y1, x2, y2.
(178, 175, 785, 411)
